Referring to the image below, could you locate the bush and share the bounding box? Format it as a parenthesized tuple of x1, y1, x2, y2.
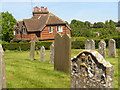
(2, 43, 31, 51)
(104, 36, 120, 49)
(2, 41, 53, 51)
(72, 41, 85, 49)
(36, 41, 53, 50)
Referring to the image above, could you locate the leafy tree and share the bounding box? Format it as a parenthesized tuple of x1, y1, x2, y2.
(93, 22, 104, 28)
(1, 11, 16, 42)
(116, 21, 120, 27)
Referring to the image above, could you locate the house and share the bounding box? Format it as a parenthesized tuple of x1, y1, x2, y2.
(14, 6, 71, 41)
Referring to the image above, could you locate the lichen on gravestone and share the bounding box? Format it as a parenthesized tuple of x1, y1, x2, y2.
(71, 50, 114, 88)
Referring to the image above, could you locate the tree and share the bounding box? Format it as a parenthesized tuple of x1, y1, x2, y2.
(93, 22, 104, 28)
(1, 11, 16, 42)
(116, 21, 120, 27)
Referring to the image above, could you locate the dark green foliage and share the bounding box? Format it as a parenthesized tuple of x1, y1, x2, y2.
(70, 19, 96, 37)
(2, 43, 31, 51)
(72, 41, 85, 49)
(93, 22, 104, 28)
(1, 11, 16, 42)
(104, 36, 120, 49)
(116, 21, 120, 27)
(2, 41, 53, 51)
(71, 37, 87, 49)
(36, 41, 53, 49)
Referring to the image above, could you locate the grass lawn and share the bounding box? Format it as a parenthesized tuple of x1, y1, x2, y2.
(4, 49, 119, 88)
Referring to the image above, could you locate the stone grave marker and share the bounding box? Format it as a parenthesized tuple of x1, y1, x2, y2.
(40, 46, 45, 62)
(50, 44, 54, 64)
(98, 40, 106, 58)
(54, 33, 71, 73)
(71, 50, 114, 88)
(109, 39, 116, 58)
(85, 39, 90, 50)
(30, 40, 35, 60)
(90, 39, 95, 50)
(85, 39, 95, 50)
(0, 44, 6, 89)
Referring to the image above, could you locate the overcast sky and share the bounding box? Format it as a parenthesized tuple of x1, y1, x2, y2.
(1, 0, 119, 24)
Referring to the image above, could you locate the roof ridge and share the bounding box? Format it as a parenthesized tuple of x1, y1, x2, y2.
(45, 14, 50, 24)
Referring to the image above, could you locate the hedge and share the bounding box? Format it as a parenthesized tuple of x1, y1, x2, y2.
(2, 41, 53, 51)
(2, 36, 120, 51)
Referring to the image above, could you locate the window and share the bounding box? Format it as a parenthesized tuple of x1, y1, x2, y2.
(13, 31, 15, 35)
(57, 26, 62, 32)
(23, 28, 27, 34)
(49, 26, 53, 33)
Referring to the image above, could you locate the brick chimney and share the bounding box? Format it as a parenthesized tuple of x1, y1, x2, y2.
(33, 6, 49, 16)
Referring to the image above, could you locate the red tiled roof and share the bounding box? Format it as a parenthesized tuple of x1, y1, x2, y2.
(17, 12, 67, 32)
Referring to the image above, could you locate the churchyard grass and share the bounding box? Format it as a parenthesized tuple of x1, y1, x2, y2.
(4, 49, 119, 88)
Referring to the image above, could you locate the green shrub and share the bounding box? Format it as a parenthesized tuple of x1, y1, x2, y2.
(36, 41, 53, 50)
(72, 41, 85, 49)
(72, 37, 87, 41)
(2, 41, 53, 51)
(2, 43, 31, 51)
(104, 36, 120, 49)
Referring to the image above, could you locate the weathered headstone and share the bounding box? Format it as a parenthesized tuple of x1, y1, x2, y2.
(40, 46, 45, 62)
(109, 39, 116, 58)
(85, 39, 90, 49)
(85, 39, 95, 50)
(54, 33, 71, 73)
(50, 44, 54, 64)
(30, 40, 35, 60)
(98, 40, 106, 58)
(71, 50, 114, 88)
(0, 44, 6, 89)
(90, 39, 95, 50)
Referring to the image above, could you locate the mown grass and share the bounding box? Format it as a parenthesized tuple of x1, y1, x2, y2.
(4, 49, 119, 88)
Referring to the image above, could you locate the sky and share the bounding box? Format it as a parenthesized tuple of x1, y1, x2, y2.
(1, 0, 119, 24)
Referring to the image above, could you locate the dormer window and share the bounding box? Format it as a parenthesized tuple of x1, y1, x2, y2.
(57, 26, 62, 32)
(49, 26, 53, 33)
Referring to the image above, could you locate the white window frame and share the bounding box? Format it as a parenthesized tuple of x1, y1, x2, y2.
(13, 31, 15, 35)
(57, 26, 63, 32)
(49, 26, 53, 33)
(23, 28, 27, 34)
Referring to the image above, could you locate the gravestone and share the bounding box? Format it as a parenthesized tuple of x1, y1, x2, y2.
(90, 39, 95, 50)
(40, 46, 45, 62)
(109, 39, 116, 58)
(71, 50, 114, 88)
(0, 44, 6, 89)
(54, 33, 71, 73)
(85, 39, 95, 50)
(85, 39, 90, 49)
(98, 40, 106, 58)
(50, 44, 54, 64)
(30, 40, 35, 60)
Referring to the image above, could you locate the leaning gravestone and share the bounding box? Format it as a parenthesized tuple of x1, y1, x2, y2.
(30, 40, 35, 60)
(0, 44, 6, 89)
(50, 44, 54, 64)
(71, 50, 114, 88)
(109, 39, 116, 58)
(98, 40, 106, 58)
(54, 33, 71, 73)
(40, 46, 45, 62)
